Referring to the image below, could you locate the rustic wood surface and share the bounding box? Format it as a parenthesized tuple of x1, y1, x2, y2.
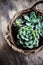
(0, 0, 43, 65)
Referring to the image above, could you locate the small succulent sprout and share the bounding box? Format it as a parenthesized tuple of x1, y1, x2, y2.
(17, 26, 39, 49)
(14, 19, 23, 27)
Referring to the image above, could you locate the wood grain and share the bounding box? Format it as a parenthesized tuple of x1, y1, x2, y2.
(0, 0, 43, 65)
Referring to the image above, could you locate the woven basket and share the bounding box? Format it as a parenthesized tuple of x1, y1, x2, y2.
(4, 1, 43, 55)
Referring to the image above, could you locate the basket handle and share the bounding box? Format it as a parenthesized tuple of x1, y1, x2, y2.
(31, 1, 43, 9)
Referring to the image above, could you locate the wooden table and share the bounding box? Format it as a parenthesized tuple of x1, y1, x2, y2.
(0, 0, 43, 65)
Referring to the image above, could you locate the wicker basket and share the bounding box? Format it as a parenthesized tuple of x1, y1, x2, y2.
(4, 1, 43, 55)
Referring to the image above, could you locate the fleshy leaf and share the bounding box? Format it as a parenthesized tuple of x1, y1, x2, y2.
(24, 15, 30, 21)
(40, 22, 43, 37)
(30, 12, 36, 20)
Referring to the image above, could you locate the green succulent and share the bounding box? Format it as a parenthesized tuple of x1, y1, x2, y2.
(13, 11, 43, 49)
(24, 12, 43, 34)
(30, 12, 36, 20)
(40, 22, 43, 37)
(13, 19, 23, 27)
(17, 26, 39, 49)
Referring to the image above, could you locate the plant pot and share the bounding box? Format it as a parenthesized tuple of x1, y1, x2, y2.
(4, 1, 43, 55)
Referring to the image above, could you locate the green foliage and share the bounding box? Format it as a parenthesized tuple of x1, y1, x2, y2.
(30, 12, 36, 20)
(17, 26, 39, 49)
(13, 19, 23, 27)
(40, 22, 43, 37)
(13, 11, 43, 49)
(24, 12, 43, 34)
(24, 15, 30, 22)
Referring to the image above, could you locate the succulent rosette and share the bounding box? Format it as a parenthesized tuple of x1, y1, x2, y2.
(13, 19, 23, 27)
(24, 12, 43, 34)
(17, 26, 39, 49)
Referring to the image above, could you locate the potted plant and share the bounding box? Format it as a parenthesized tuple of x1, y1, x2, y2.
(4, 1, 43, 54)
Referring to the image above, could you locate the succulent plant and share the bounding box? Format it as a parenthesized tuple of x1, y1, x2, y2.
(17, 26, 39, 49)
(40, 22, 43, 37)
(24, 12, 43, 34)
(24, 12, 37, 24)
(13, 11, 43, 49)
(30, 12, 37, 22)
(13, 19, 23, 27)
